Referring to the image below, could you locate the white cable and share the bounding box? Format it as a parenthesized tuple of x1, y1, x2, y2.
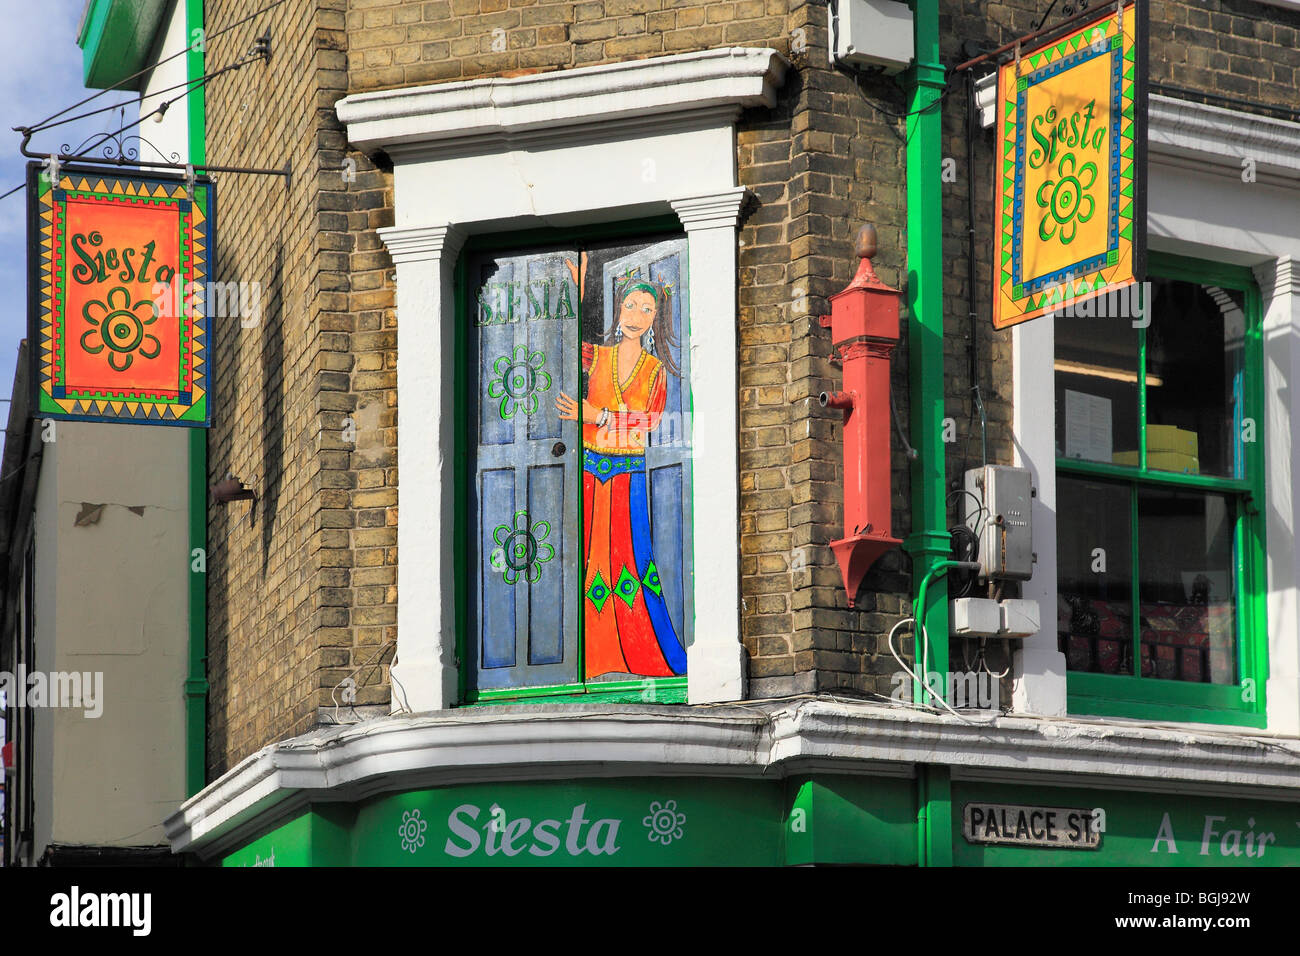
(887, 617, 977, 725)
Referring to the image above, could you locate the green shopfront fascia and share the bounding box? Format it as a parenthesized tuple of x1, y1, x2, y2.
(219, 775, 1300, 867)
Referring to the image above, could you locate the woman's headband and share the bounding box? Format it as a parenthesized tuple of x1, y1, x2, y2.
(621, 280, 664, 302)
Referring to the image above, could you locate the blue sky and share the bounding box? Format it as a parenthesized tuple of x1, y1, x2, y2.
(0, 1, 135, 435)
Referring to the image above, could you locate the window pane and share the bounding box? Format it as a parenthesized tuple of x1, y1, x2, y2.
(1137, 488, 1238, 684)
(1054, 312, 1139, 466)
(1144, 279, 1246, 478)
(1057, 477, 1133, 675)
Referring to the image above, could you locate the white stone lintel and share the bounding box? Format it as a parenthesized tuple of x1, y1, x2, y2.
(337, 47, 789, 155)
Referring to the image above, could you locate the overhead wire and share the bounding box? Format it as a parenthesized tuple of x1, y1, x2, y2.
(19, 0, 289, 135)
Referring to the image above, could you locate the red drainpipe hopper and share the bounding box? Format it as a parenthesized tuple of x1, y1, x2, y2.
(818, 224, 902, 607)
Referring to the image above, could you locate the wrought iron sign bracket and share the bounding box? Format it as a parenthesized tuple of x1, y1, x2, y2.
(15, 130, 292, 186)
(13, 24, 287, 185)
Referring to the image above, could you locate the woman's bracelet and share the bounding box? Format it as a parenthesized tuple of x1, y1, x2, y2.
(596, 408, 609, 427)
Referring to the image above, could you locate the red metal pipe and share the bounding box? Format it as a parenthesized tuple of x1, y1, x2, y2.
(818, 225, 902, 607)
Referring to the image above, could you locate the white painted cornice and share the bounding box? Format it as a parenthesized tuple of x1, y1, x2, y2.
(336, 47, 789, 155)
(377, 224, 466, 264)
(1253, 257, 1300, 299)
(166, 699, 1300, 859)
(670, 188, 750, 230)
(1149, 93, 1300, 184)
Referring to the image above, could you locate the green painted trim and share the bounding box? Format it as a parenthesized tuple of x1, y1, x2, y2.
(1057, 458, 1251, 493)
(785, 775, 917, 866)
(186, 0, 206, 168)
(918, 764, 952, 867)
(907, 0, 953, 869)
(1060, 254, 1267, 725)
(904, 0, 949, 709)
(467, 677, 687, 705)
(184, 0, 208, 799)
(220, 806, 356, 867)
(454, 254, 470, 707)
(218, 772, 1300, 866)
(77, 0, 171, 92)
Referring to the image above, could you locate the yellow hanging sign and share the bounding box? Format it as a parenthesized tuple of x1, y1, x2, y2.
(993, 1, 1146, 330)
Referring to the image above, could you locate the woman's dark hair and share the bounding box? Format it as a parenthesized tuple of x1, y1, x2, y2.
(604, 277, 681, 378)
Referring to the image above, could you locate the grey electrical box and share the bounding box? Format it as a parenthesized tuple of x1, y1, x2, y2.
(964, 465, 1035, 581)
(951, 598, 1001, 637)
(998, 599, 1041, 638)
(827, 0, 914, 74)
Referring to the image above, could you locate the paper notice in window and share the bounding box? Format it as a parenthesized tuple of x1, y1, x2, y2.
(1064, 390, 1112, 462)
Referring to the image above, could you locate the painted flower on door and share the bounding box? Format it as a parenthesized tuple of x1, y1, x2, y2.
(487, 345, 552, 420)
(491, 509, 555, 586)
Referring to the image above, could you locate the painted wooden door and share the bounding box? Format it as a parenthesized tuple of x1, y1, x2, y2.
(468, 249, 582, 691)
(598, 237, 694, 651)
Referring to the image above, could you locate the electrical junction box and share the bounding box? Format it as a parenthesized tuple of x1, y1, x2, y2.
(827, 0, 914, 74)
(951, 598, 1001, 637)
(999, 599, 1041, 638)
(964, 465, 1035, 581)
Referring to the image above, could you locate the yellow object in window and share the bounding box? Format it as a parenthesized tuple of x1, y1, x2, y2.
(1111, 449, 1200, 474)
(1146, 424, 1199, 459)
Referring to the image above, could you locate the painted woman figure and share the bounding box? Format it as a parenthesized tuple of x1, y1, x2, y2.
(556, 276, 688, 679)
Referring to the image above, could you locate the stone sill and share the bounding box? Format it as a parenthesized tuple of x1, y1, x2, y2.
(167, 696, 1300, 859)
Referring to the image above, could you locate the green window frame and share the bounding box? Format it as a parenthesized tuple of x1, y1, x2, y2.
(1057, 252, 1268, 727)
(453, 216, 690, 707)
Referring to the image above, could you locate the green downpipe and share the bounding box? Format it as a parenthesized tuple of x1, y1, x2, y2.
(904, 0, 952, 866)
(184, 0, 209, 798)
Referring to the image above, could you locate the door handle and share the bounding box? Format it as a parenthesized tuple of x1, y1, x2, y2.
(552, 441, 566, 457)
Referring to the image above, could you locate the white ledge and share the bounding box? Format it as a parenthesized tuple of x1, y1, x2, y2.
(166, 699, 1300, 859)
(336, 46, 789, 153)
(1149, 93, 1300, 182)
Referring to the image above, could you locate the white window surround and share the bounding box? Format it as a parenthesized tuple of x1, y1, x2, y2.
(335, 47, 790, 711)
(1013, 94, 1300, 734)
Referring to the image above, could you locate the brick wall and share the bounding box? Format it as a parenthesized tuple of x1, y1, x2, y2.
(346, 0, 793, 90)
(203, 0, 395, 777)
(201, 0, 1300, 773)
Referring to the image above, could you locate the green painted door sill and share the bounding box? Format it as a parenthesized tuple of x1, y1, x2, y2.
(466, 676, 687, 706)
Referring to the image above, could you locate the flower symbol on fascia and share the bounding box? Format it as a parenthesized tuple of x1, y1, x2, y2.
(398, 808, 427, 854)
(487, 345, 551, 420)
(80, 286, 161, 372)
(492, 510, 554, 585)
(643, 800, 686, 846)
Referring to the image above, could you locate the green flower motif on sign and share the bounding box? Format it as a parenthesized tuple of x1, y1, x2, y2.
(491, 510, 554, 585)
(487, 345, 551, 420)
(1035, 152, 1097, 246)
(80, 286, 161, 372)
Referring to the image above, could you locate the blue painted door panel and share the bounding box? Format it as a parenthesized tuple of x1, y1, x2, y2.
(469, 249, 581, 691)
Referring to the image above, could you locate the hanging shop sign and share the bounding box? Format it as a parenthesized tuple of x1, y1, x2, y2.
(992, 0, 1147, 330)
(28, 163, 214, 426)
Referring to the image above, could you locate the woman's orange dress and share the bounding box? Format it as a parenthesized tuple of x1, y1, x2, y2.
(580, 342, 687, 678)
